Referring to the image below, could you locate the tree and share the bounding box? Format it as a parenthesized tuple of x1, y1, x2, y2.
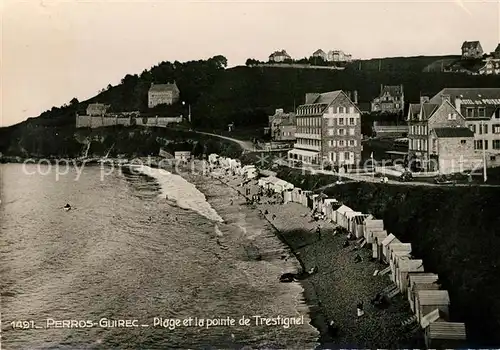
(70, 98, 79, 105)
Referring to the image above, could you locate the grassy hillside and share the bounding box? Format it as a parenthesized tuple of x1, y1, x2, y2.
(2, 55, 500, 156)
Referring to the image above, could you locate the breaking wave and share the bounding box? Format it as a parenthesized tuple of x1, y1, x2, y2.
(131, 165, 224, 222)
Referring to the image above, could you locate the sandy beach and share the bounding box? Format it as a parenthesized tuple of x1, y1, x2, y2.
(175, 160, 424, 348)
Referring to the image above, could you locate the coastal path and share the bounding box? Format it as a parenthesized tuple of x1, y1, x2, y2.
(193, 131, 256, 153)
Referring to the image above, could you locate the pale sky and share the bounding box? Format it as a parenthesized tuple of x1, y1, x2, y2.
(1, 0, 499, 127)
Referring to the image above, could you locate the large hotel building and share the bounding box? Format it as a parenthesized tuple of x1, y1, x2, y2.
(288, 90, 363, 167)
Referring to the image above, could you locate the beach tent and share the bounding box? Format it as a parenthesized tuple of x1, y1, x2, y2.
(372, 230, 388, 259)
(381, 234, 399, 263)
(275, 179, 294, 192)
(395, 258, 424, 292)
(407, 273, 440, 312)
(415, 290, 450, 325)
(208, 154, 219, 164)
(306, 192, 314, 209)
(352, 214, 373, 239)
(389, 243, 412, 269)
(344, 211, 363, 233)
(283, 190, 292, 203)
(364, 219, 384, 243)
(258, 177, 270, 188)
(424, 321, 466, 349)
(322, 199, 338, 219)
(390, 251, 412, 283)
(291, 188, 302, 203)
(334, 205, 353, 227)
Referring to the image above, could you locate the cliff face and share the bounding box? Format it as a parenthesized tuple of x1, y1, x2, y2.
(320, 183, 500, 347)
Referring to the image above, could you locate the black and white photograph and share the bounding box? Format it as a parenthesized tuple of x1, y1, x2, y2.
(1, 0, 500, 348)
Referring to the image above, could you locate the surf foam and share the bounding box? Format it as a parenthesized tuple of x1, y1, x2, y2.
(133, 165, 224, 223)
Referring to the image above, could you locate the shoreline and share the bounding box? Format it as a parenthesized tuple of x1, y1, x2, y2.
(177, 162, 423, 348)
(206, 173, 327, 345)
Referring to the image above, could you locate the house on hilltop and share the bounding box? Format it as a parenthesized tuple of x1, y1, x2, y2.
(461, 41, 483, 59)
(269, 50, 291, 63)
(288, 90, 362, 167)
(312, 49, 327, 61)
(493, 44, 500, 59)
(86, 103, 110, 116)
(148, 82, 180, 108)
(371, 85, 405, 114)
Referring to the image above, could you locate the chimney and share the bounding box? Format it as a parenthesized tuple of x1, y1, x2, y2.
(420, 96, 430, 104)
(380, 84, 383, 94)
(455, 97, 462, 111)
(347, 91, 352, 101)
(353, 90, 358, 104)
(441, 95, 451, 105)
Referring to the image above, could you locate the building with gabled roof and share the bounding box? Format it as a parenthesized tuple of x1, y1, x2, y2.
(268, 108, 296, 141)
(86, 103, 110, 116)
(461, 41, 483, 59)
(288, 90, 362, 167)
(407, 96, 482, 173)
(371, 85, 405, 114)
(430, 88, 500, 160)
(312, 49, 327, 61)
(148, 82, 180, 108)
(493, 43, 500, 59)
(269, 50, 291, 63)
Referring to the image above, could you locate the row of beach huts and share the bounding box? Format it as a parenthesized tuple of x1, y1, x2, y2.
(206, 153, 468, 347)
(257, 177, 468, 349)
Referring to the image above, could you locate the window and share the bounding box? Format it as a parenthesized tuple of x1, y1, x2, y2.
(461, 140, 466, 145)
(496, 109, 500, 119)
(485, 140, 489, 150)
(338, 118, 345, 125)
(349, 117, 355, 125)
(475, 140, 483, 149)
(338, 140, 345, 147)
(466, 108, 475, 118)
(484, 124, 488, 134)
(493, 140, 500, 149)
(349, 140, 357, 147)
(448, 113, 457, 120)
(328, 140, 336, 147)
(338, 129, 345, 136)
(493, 125, 500, 134)
(349, 128, 355, 136)
(478, 108, 486, 118)
(328, 128, 334, 136)
(344, 152, 350, 160)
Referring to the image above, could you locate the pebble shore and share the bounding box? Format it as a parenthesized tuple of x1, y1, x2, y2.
(180, 161, 424, 348)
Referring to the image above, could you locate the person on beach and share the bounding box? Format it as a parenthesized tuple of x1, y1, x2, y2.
(357, 301, 364, 317)
(272, 214, 276, 220)
(316, 225, 321, 240)
(230, 199, 233, 205)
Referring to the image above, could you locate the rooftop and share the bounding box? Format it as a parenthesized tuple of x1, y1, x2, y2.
(433, 127, 475, 138)
(427, 322, 466, 340)
(417, 290, 450, 305)
(149, 82, 179, 93)
(462, 41, 481, 49)
(430, 88, 500, 105)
